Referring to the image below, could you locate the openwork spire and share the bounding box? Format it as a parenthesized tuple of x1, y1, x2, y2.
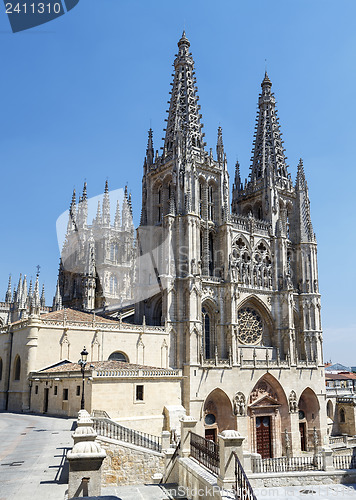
(102, 180, 111, 226)
(295, 158, 315, 242)
(146, 128, 154, 167)
(250, 72, 289, 182)
(5, 275, 12, 303)
(163, 32, 205, 154)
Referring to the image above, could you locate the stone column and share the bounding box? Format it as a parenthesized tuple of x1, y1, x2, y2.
(67, 410, 106, 499)
(322, 447, 334, 472)
(179, 415, 197, 458)
(290, 411, 301, 456)
(161, 430, 171, 451)
(217, 430, 245, 490)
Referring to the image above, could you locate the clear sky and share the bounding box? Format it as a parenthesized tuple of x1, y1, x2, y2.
(0, 0, 355, 365)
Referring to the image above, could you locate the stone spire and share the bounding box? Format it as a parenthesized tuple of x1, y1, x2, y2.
(122, 186, 132, 231)
(114, 200, 121, 228)
(216, 126, 224, 163)
(16, 274, 22, 304)
(94, 200, 102, 225)
(295, 158, 315, 242)
(5, 275, 12, 303)
(146, 128, 154, 168)
(31, 275, 41, 315)
(163, 31, 205, 155)
(53, 278, 63, 311)
(20, 275, 28, 308)
(77, 182, 88, 229)
(40, 283, 46, 307)
(67, 189, 77, 233)
(102, 180, 111, 226)
(249, 72, 289, 182)
(233, 160, 242, 192)
(28, 278, 33, 307)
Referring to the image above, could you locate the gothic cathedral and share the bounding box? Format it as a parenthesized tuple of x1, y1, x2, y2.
(135, 32, 326, 456)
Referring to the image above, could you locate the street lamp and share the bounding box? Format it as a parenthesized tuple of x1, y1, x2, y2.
(79, 346, 88, 410)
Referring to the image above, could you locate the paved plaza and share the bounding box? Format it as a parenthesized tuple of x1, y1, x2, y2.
(1, 412, 356, 500)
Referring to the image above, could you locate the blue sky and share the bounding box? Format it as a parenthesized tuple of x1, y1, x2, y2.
(0, 0, 355, 364)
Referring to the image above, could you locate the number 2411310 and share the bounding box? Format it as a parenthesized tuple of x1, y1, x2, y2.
(5, 3, 62, 14)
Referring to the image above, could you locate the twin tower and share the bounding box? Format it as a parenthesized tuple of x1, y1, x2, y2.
(60, 31, 321, 375)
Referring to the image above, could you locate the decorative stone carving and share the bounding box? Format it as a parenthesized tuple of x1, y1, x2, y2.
(288, 390, 298, 413)
(233, 392, 246, 416)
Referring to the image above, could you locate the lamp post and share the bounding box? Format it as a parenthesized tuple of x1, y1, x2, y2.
(79, 346, 88, 410)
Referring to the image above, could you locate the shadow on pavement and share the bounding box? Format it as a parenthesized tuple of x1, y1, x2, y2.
(40, 446, 70, 485)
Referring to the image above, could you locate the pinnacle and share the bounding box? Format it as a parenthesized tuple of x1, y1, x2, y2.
(163, 33, 204, 155)
(178, 30, 190, 47)
(262, 71, 272, 87)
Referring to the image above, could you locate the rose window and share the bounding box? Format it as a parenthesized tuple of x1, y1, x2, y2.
(238, 307, 263, 345)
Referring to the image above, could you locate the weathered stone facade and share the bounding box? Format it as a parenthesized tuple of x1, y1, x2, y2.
(98, 436, 164, 485)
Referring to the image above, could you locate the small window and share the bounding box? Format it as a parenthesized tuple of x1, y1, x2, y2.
(54, 386, 58, 396)
(35, 385, 39, 395)
(76, 386, 80, 396)
(14, 356, 21, 381)
(340, 408, 346, 423)
(63, 388, 69, 401)
(136, 385, 144, 401)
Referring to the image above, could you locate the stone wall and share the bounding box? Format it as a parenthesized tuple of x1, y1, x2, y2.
(97, 435, 164, 485)
(249, 470, 356, 488)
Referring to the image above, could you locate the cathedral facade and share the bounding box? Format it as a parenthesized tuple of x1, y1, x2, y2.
(0, 32, 327, 458)
(134, 32, 326, 456)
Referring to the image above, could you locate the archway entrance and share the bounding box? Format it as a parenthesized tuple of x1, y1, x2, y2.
(203, 389, 235, 441)
(248, 374, 289, 458)
(298, 388, 320, 452)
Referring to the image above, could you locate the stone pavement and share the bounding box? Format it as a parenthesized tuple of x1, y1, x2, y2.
(99, 484, 356, 500)
(0, 411, 74, 500)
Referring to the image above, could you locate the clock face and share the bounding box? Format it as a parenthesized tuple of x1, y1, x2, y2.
(238, 307, 263, 345)
(205, 413, 216, 425)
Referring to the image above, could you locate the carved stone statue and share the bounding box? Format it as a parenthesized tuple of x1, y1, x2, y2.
(233, 392, 246, 416)
(288, 390, 298, 413)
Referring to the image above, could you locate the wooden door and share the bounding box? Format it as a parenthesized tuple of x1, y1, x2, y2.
(205, 428, 217, 442)
(43, 388, 49, 413)
(256, 416, 272, 458)
(299, 422, 306, 451)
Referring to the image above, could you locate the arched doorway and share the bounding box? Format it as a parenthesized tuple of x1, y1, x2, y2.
(248, 374, 289, 458)
(203, 388, 235, 441)
(298, 388, 320, 452)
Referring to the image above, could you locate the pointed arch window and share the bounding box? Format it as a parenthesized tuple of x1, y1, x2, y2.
(209, 233, 214, 276)
(202, 307, 211, 359)
(14, 356, 21, 381)
(339, 408, 345, 423)
(109, 275, 118, 295)
(208, 186, 214, 221)
(157, 186, 163, 223)
(199, 183, 203, 217)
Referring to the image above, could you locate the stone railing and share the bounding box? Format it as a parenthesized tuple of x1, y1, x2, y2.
(41, 318, 165, 333)
(92, 417, 161, 453)
(94, 367, 181, 378)
(252, 455, 323, 473)
(333, 454, 356, 470)
(329, 435, 345, 446)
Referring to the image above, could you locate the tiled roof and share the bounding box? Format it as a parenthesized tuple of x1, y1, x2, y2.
(325, 372, 356, 380)
(41, 308, 119, 324)
(37, 360, 170, 374)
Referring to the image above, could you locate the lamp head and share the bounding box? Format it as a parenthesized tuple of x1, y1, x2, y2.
(81, 347, 88, 363)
